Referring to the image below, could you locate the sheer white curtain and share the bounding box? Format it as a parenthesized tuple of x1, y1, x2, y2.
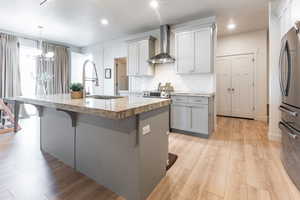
(0, 33, 21, 98)
(0, 33, 28, 118)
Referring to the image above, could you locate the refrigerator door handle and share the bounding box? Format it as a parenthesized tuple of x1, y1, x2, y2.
(279, 122, 298, 139)
(279, 105, 298, 117)
(285, 41, 292, 96)
(279, 40, 287, 96)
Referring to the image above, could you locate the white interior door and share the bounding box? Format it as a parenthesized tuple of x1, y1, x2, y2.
(216, 58, 232, 116)
(231, 55, 254, 118)
(216, 54, 254, 119)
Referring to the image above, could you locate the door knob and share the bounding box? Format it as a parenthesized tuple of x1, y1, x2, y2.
(232, 88, 235, 92)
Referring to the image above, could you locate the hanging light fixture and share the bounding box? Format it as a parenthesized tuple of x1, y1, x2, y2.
(35, 25, 54, 61)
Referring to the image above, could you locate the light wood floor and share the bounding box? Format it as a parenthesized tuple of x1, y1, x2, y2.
(0, 117, 299, 200)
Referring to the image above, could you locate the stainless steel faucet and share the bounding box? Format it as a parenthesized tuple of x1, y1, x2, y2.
(82, 60, 99, 97)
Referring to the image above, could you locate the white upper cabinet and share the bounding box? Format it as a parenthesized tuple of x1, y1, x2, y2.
(194, 28, 212, 73)
(175, 26, 214, 74)
(127, 42, 139, 76)
(127, 37, 156, 76)
(176, 32, 195, 73)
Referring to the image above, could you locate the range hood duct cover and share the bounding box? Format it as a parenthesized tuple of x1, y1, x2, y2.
(148, 25, 175, 64)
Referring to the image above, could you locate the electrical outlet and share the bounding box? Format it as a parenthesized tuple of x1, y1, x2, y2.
(142, 125, 151, 135)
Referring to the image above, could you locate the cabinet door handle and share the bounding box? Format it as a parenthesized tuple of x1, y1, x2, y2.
(193, 100, 203, 102)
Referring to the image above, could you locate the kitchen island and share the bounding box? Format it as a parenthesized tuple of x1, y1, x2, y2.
(6, 94, 171, 200)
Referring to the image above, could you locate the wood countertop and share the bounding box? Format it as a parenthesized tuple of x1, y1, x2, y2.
(12, 94, 171, 120)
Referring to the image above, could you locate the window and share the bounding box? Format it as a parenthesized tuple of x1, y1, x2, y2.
(19, 44, 38, 115)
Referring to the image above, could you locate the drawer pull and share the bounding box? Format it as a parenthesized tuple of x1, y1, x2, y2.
(193, 100, 203, 102)
(279, 106, 298, 117)
(288, 132, 298, 139)
(279, 122, 299, 140)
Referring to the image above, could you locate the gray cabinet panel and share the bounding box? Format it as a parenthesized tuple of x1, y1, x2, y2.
(171, 105, 190, 130)
(138, 107, 169, 200)
(41, 108, 75, 167)
(76, 115, 140, 200)
(191, 106, 209, 134)
(170, 95, 214, 137)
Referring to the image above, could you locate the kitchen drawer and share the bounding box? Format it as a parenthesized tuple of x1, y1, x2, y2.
(171, 96, 188, 105)
(188, 96, 208, 105)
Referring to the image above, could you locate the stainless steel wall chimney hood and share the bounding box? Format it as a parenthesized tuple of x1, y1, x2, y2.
(148, 25, 175, 64)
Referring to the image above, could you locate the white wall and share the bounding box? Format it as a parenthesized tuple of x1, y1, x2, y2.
(70, 52, 86, 83)
(268, 1, 282, 141)
(82, 17, 216, 95)
(217, 30, 268, 121)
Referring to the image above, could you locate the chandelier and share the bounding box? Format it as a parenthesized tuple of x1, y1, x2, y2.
(33, 25, 55, 61)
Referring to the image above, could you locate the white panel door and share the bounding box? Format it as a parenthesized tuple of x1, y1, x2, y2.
(231, 55, 254, 118)
(216, 58, 232, 116)
(194, 28, 211, 73)
(176, 32, 195, 73)
(127, 42, 139, 76)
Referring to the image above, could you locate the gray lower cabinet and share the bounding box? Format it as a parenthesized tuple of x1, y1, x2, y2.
(171, 105, 190, 130)
(170, 95, 214, 137)
(191, 105, 208, 133)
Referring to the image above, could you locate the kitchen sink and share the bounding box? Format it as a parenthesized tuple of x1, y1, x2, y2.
(86, 95, 124, 100)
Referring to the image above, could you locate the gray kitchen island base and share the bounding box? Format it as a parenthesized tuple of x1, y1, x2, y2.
(40, 106, 169, 200)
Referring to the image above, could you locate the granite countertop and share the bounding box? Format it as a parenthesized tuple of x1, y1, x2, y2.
(170, 91, 215, 97)
(13, 94, 171, 120)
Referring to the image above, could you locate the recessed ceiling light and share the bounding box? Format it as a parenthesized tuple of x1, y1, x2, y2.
(101, 19, 109, 25)
(150, 0, 159, 9)
(227, 23, 236, 30)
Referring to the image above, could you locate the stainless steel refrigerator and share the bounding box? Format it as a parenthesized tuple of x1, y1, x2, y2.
(279, 23, 300, 190)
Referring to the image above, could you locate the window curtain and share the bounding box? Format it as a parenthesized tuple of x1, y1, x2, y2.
(0, 33, 28, 118)
(0, 33, 21, 98)
(36, 42, 70, 95)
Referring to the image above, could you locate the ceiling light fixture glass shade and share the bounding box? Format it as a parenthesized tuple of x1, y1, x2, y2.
(150, 0, 159, 9)
(227, 23, 236, 30)
(45, 51, 54, 58)
(101, 19, 109, 25)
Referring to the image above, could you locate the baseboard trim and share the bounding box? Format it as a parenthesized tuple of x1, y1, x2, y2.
(255, 115, 268, 122)
(170, 129, 209, 139)
(268, 130, 282, 142)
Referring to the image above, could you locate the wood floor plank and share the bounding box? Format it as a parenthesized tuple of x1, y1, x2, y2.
(0, 117, 299, 200)
(247, 185, 271, 200)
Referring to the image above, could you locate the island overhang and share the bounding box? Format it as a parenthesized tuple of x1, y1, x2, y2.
(12, 94, 171, 120)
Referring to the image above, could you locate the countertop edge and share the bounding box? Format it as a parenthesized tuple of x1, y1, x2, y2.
(13, 97, 171, 120)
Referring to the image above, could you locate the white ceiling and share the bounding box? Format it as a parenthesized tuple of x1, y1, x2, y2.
(0, 0, 269, 47)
